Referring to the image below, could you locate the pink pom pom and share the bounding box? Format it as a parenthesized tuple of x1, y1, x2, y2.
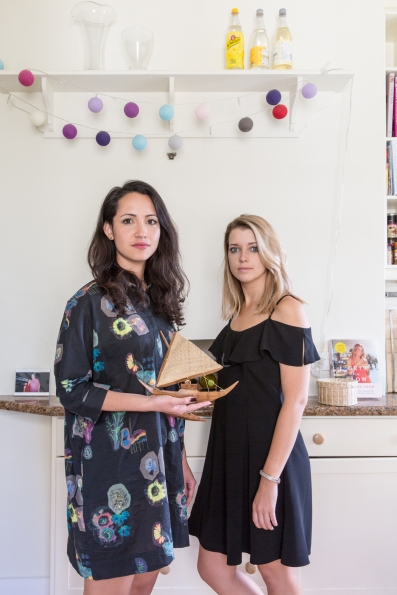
(195, 104, 211, 120)
(18, 70, 35, 87)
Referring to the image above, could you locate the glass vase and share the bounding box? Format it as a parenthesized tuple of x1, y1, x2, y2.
(72, 1, 116, 70)
(121, 27, 154, 70)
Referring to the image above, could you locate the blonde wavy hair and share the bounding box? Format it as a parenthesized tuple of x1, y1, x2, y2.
(222, 214, 303, 320)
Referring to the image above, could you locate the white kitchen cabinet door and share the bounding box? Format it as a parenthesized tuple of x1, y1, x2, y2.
(300, 457, 397, 595)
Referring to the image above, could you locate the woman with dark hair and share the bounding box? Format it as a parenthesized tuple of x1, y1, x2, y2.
(55, 180, 209, 595)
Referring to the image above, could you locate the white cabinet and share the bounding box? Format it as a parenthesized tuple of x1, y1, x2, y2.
(51, 416, 397, 595)
(300, 457, 397, 595)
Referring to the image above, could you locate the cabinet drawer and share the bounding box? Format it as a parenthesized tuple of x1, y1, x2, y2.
(184, 419, 211, 457)
(301, 417, 397, 457)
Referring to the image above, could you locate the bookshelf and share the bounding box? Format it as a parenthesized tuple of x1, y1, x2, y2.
(385, 12, 397, 284)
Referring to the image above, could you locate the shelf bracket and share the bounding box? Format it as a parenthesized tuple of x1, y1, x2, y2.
(169, 76, 174, 133)
(41, 76, 54, 132)
(289, 76, 302, 132)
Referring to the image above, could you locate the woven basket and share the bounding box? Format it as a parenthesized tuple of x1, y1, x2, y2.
(317, 378, 358, 406)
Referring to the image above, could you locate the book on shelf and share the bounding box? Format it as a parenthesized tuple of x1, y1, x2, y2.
(386, 139, 397, 195)
(329, 339, 381, 399)
(394, 74, 397, 137)
(387, 72, 395, 137)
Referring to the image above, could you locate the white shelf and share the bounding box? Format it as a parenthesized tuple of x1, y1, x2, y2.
(0, 69, 354, 139)
(0, 69, 353, 94)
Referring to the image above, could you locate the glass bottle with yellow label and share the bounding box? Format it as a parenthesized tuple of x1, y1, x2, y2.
(273, 8, 292, 70)
(249, 9, 269, 70)
(226, 8, 244, 69)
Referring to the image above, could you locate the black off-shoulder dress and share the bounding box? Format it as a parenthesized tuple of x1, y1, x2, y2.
(189, 303, 320, 568)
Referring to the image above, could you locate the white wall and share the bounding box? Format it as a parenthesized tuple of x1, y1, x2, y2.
(0, 0, 386, 590)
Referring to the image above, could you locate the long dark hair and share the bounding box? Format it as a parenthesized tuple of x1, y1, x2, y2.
(88, 180, 188, 326)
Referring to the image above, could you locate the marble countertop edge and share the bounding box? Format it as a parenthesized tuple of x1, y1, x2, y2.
(1, 395, 397, 417)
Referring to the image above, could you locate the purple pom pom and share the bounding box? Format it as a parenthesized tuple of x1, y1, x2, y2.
(302, 83, 317, 99)
(124, 102, 139, 118)
(88, 97, 103, 113)
(62, 124, 77, 139)
(266, 89, 281, 106)
(96, 131, 111, 146)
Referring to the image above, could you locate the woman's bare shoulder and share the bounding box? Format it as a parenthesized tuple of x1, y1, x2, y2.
(271, 296, 309, 328)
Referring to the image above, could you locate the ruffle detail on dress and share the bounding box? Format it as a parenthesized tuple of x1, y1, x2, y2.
(260, 319, 320, 366)
(209, 319, 320, 367)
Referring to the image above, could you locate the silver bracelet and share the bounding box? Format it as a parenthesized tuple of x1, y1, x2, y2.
(259, 470, 280, 484)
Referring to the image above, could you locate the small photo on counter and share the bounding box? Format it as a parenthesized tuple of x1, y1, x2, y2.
(329, 340, 381, 398)
(14, 369, 50, 396)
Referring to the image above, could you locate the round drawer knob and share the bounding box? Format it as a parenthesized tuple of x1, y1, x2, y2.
(160, 566, 170, 575)
(245, 562, 257, 574)
(313, 433, 324, 445)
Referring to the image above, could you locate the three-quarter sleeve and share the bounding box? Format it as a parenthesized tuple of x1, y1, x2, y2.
(55, 294, 108, 422)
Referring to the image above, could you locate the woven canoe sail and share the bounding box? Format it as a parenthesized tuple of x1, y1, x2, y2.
(156, 332, 222, 388)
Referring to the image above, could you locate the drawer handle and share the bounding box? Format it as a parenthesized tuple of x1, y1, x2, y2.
(313, 433, 324, 445)
(160, 566, 170, 575)
(245, 562, 257, 574)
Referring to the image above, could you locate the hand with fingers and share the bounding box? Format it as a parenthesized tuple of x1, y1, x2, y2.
(252, 478, 279, 531)
(182, 454, 197, 506)
(150, 390, 210, 417)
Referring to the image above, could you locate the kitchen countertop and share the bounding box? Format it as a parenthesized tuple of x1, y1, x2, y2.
(1, 395, 397, 417)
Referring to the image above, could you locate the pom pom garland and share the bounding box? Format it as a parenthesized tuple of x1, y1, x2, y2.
(62, 124, 77, 139)
(168, 135, 183, 150)
(302, 83, 317, 99)
(96, 131, 111, 146)
(272, 104, 288, 119)
(124, 102, 139, 118)
(132, 135, 147, 151)
(195, 104, 211, 120)
(238, 117, 254, 132)
(30, 111, 46, 127)
(266, 89, 281, 106)
(159, 104, 174, 121)
(88, 97, 103, 113)
(18, 69, 35, 87)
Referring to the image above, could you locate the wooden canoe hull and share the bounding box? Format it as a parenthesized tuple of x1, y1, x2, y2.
(138, 379, 239, 402)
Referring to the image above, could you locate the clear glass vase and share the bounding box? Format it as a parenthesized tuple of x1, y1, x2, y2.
(121, 27, 154, 70)
(72, 1, 116, 70)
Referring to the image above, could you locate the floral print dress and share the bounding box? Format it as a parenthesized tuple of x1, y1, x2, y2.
(55, 281, 188, 581)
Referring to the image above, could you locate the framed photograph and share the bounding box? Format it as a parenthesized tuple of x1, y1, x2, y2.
(14, 369, 50, 396)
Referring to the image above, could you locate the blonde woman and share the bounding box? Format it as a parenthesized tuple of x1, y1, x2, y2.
(189, 215, 320, 595)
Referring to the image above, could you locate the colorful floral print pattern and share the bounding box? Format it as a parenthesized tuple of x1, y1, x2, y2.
(107, 483, 131, 513)
(152, 522, 174, 558)
(88, 506, 132, 547)
(62, 281, 97, 330)
(175, 490, 188, 523)
(145, 480, 167, 507)
(62, 371, 92, 394)
(55, 283, 187, 579)
(111, 317, 134, 340)
(105, 412, 125, 450)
